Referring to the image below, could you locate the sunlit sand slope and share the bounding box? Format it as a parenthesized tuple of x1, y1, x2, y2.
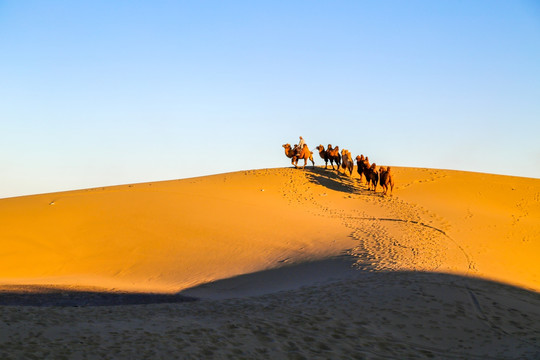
(0, 169, 353, 293)
(0, 167, 538, 293)
(394, 168, 540, 291)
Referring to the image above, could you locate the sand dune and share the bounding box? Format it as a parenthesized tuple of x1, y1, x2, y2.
(0, 168, 355, 293)
(0, 167, 537, 293)
(0, 166, 539, 358)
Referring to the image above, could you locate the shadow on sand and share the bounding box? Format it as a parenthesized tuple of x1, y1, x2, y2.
(178, 254, 540, 305)
(176, 260, 540, 357)
(179, 254, 360, 300)
(303, 167, 377, 196)
(0, 260, 538, 359)
(0, 286, 197, 307)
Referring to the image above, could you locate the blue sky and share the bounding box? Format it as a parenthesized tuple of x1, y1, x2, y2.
(1, 1, 539, 198)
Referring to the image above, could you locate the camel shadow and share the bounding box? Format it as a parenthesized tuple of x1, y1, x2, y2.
(304, 167, 377, 197)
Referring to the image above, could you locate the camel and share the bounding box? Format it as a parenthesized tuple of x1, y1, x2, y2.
(326, 144, 341, 171)
(282, 143, 315, 169)
(379, 166, 394, 195)
(365, 163, 379, 191)
(340, 149, 354, 176)
(315, 145, 329, 169)
(357, 156, 372, 186)
(362, 156, 372, 184)
(356, 155, 366, 183)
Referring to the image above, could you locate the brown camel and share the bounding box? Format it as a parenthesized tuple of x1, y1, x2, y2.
(356, 155, 366, 183)
(362, 156, 371, 184)
(379, 166, 395, 195)
(326, 144, 341, 171)
(282, 143, 315, 169)
(340, 149, 354, 176)
(315, 145, 329, 169)
(365, 163, 379, 191)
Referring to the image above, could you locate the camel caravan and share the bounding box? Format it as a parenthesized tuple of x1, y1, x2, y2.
(282, 137, 395, 195)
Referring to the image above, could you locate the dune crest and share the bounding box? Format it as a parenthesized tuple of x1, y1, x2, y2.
(0, 167, 538, 294)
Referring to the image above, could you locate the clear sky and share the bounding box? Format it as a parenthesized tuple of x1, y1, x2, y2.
(1, 1, 539, 198)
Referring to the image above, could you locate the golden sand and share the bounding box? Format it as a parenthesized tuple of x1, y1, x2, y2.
(0, 167, 537, 293)
(0, 167, 538, 358)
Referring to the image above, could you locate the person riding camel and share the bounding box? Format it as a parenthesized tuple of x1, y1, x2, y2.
(296, 136, 305, 157)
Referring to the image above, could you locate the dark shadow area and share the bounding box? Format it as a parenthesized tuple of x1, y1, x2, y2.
(176, 258, 540, 356)
(1, 260, 539, 357)
(178, 253, 540, 306)
(304, 167, 368, 195)
(179, 254, 359, 300)
(0, 286, 198, 307)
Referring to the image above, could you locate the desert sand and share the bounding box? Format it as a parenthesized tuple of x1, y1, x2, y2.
(0, 166, 538, 359)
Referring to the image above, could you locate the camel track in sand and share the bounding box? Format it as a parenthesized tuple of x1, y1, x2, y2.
(278, 167, 460, 274)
